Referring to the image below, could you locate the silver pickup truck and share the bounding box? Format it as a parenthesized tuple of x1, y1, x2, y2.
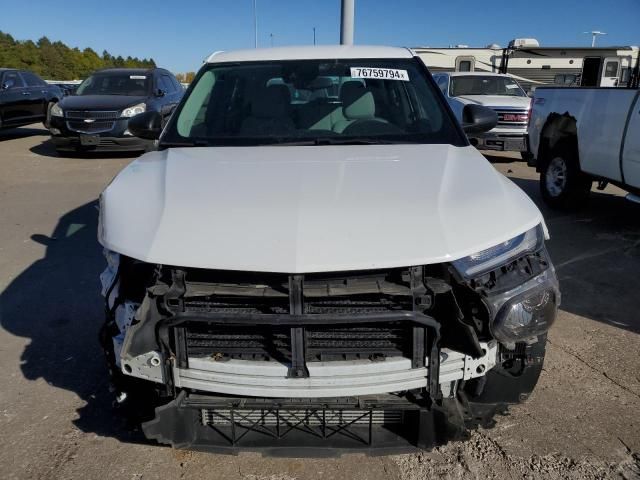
(527, 86, 640, 208)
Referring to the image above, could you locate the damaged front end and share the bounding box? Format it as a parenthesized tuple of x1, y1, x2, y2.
(98, 224, 559, 454)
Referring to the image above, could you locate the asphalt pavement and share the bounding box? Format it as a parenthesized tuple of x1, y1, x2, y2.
(0, 126, 638, 479)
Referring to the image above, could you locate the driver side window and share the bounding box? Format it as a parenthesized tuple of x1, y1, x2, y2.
(2, 71, 25, 90)
(160, 75, 175, 94)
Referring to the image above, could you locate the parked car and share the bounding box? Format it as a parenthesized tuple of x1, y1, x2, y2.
(98, 46, 559, 453)
(48, 82, 80, 96)
(527, 86, 640, 208)
(432, 72, 532, 159)
(48, 68, 183, 152)
(0, 68, 63, 130)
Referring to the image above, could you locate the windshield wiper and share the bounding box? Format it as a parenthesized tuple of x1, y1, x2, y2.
(274, 137, 413, 146)
(161, 137, 421, 148)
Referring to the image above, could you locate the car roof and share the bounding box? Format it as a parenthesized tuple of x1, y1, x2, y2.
(92, 68, 156, 75)
(206, 45, 415, 63)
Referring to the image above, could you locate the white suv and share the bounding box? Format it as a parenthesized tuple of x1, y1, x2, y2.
(98, 46, 559, 453)
(433, 72, 532, 158)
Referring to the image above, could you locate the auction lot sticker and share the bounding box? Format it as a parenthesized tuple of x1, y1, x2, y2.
(350, 67, 409, 81)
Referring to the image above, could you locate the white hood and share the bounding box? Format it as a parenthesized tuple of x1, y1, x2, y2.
(99, 144, 543, 273)
(455, 95, 531, 109)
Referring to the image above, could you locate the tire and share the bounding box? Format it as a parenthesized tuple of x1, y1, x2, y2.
(539, 147, 592, 209)
(43, 101, 55, 129)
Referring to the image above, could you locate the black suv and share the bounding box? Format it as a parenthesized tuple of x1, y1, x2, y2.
(49, 68, 183, 152)
(0, 69, 63, 130)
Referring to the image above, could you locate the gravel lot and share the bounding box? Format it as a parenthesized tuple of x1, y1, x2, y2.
(1, 125, 639, 479)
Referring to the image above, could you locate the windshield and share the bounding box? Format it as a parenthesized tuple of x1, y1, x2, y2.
(75, 73, 150, 96)
(161, 58, 464, 147)
(449, 75, 526, 97)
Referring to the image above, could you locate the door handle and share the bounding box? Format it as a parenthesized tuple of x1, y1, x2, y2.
(22, 91, 31, 95)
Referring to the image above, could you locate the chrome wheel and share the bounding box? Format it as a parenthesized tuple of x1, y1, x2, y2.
(545, 156, 568, 198)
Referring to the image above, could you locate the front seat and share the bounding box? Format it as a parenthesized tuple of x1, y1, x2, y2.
(240, 84, 295, 136)
(333, 81, 389, 134)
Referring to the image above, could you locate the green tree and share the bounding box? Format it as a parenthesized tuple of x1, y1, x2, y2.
(0, 31, 157, 79)
(174, 71, 195, 84)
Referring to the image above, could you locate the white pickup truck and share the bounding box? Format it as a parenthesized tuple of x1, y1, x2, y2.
(527, 86, 640, 208)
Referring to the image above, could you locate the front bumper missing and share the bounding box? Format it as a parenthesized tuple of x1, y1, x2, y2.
(175, 356, 429, 398)
(137, 339, 537, 455)
(142, 391, 462, 455)
(112, 266, 515, 452)
(137, 337, 538, 455)
(168, 342, 497, 398)
(122, 309, 445, 398)
(120, 301, 497, 400)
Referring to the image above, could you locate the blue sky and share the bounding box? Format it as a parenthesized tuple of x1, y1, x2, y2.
(1, 0, 638, 73)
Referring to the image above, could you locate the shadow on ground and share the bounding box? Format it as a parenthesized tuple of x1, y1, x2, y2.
(0, 126, 49, 141)
(0, 201, 149, 444)
(483, 153, 521, 164)
(508, 176, 640, 334)
(29, 136, 141, 159)
(1, 125, 139, 159)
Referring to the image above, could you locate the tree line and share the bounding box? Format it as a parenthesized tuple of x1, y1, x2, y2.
(174, 71, 197, 84)
(0, 31, 156, 80)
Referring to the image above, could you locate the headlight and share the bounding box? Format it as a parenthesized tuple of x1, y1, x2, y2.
(50, 103, 64, 117)
(452, 223, 559, 343)
(487, 268, 560, 343)
(452, 225, 544, 278)
(121, 103, 146, 118)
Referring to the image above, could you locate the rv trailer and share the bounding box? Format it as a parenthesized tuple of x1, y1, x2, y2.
(415, 39, 640, 92)
(413, 45, 504, 74)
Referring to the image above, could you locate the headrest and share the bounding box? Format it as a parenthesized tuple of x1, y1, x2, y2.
(308, 76, 334, 89)
(340, 81, 375, 119)
(252, 84, 292, 118)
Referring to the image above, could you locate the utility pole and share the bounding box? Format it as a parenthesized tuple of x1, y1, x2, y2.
(584, 31, 606, 47)
(340, 0, 355, 45)
(313, 27, 316, 45)
(253, 0, 258, 48)
(270, 33, 274, 47)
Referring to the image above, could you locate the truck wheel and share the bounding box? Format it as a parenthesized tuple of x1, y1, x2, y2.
(540, 151, 592, 209)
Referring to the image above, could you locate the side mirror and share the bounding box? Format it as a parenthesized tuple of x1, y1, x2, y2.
(462, 104, 498, 134)
(2, 80, 15, 90)
(155, 88, 166, 97)
(31, 234, 56, 247)
(128, 111, 163, 140)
